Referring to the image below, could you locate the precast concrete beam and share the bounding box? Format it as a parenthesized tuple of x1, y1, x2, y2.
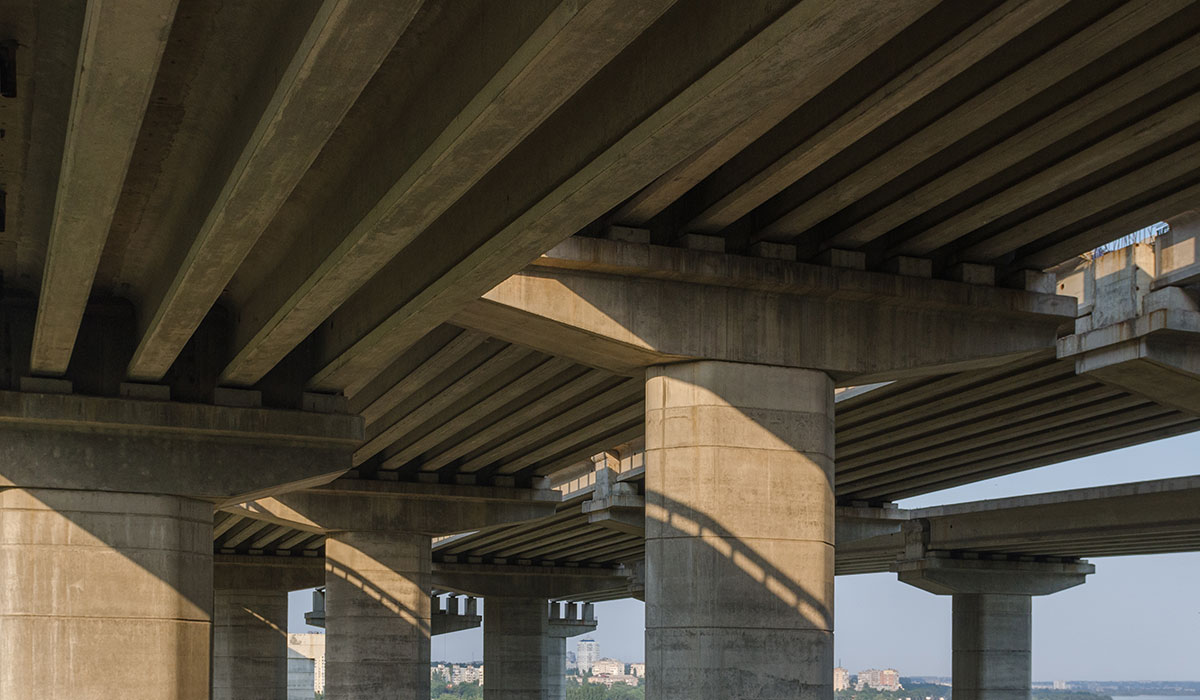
(432, 563, 632, 600)
(126, 0, 422, 381)
(30, 0, 178, 375)
(227, 478, 560, 536)
(456, 237, 1074, 383)
(0, 391, 361, 503)
(213, 555, 326, 594)
(222, 0, 678, 389)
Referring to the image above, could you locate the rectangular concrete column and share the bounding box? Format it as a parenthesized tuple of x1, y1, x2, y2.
(213, 589, 289, 700)
(0, 488, 213, 699)
(324, 531, 431, 699)
(953, 594, 1032, 700)
(484, 597, 554, 700)
(645, 361, 835, 700)
(544, 633, 566, 700)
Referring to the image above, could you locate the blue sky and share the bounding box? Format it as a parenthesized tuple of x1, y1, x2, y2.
(290, 431, 1200, 679)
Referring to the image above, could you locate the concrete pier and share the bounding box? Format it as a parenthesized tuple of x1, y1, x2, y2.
(644, 361, 835, 699)
(484, 597, 554, 700)
(897, 556, 1093, 700)
(0, 488, 212, 699)
(212, 589, 289, 700)
(953, 594, 1033, 700)
(324, 531, 431, 699)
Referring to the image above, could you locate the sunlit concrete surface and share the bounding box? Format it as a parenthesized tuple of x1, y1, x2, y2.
(2, 1, 1200, 697)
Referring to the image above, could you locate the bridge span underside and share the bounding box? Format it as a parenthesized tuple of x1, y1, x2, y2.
(1, 0, 1200, 699)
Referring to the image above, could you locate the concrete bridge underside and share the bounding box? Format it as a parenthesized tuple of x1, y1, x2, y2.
(2, 1, 1200, 699)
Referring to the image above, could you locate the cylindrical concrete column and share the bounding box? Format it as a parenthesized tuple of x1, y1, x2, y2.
(0, 488, 213, 699)
(324, 530, 431, 699)
(953, 594, 1032, 700)
(212, 589, 289, 700)
(484, 597, 553, 700)
(644, 362, 835, 700)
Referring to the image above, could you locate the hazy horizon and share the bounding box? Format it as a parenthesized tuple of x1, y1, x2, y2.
(291, 431, 1200, 679)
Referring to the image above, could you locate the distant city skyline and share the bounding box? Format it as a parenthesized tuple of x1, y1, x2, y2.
(292, 432, 1200, 677)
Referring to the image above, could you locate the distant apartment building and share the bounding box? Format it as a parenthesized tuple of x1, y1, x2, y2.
(629, 662, 645, 678)
(857, 668, 902, 691)
(587, 673, 640, 688)
(591, 658, 625, 676)
(287, 633, 325, 700)
(834, 667, 851, 692)
(576, 639, 600, 673)
(1055, 681, 1069, 690)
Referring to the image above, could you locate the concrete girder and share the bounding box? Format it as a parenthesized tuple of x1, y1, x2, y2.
(29, 0, 178, 376)
(893, 90, 1200, 258)
(221, 0, 677, 389)
(614, 0, 949, 226)
(456, 237, 1074, 383)
(405, 368, 617, 474)
(125, 0, 422, 382)
(0, 391, 361, 503)
(225, 478, 560, 537)
(756, 0, 1190, 249)
(681, 0, 1062, 235)
(304, 0, 944, 398)
(433, 563, 631, 601)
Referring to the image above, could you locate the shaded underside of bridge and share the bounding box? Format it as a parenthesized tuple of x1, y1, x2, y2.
(2, 0, 1200, 493)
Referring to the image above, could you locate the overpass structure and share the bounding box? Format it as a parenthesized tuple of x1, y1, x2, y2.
(1, 1, 1200, 699)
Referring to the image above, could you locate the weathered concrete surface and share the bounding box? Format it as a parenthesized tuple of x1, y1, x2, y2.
(0, 391, 361, 502)
(456, 237, 1074, 383)
(213, 589, 288, 700)
(228, 478, 558, 534)
(0, 488, 212, 699)
(30, 0, 178, 376)
(644, 361, 834, 700)
(896, 557, 1093, 700)
(325, 531, 430, 699)
(484, 597, 555, 700)
(953, 594, 1034, 700)
(1058, 237, 1200, 416)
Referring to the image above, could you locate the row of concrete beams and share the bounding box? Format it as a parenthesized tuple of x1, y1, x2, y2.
(12, 0, 1198, 413)
(426, 474, 1200, 580)
(617, 1, 1200, 268)
(11, 0, 956, 402)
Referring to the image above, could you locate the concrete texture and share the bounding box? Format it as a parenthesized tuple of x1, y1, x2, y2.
(0, 488, 212, 699)
(484, 597, 555, 700)
(456, 237, 1074, 383)
(213, 589, 288, 700)
(324, 531, 431, 699)
(644, 361, 835, 700)
(0, 391, 361, 502)
(953, 594, 1032, 700)
(897, 557, 1093, 700)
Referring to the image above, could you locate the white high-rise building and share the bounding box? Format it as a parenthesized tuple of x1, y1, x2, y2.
(287, 633, 326, 700)
(576, 639, 600, 674)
